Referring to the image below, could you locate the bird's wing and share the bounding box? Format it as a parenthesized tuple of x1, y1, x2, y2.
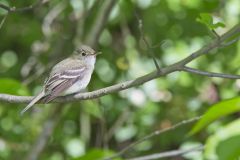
(43, 66, 86, 103)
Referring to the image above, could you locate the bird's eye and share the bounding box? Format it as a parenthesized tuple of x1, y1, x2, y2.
(81, 52, 86, 56)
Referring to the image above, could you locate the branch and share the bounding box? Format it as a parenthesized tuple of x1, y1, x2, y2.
(0, 0, 46, 13)
(221, 36, 240, 47)
(182, 66, 240, 79)
(103, 116, 201, 160)
(0, 0, 47, 30)
(0, 65, 181, 104)
(174, 24, 240, 66)
(84, 0, 118, 48)
(0, 24, 239, 104)
(126, 145, 204, 160)
(0, 14, 7, 29)
(134, 12, 161, 71)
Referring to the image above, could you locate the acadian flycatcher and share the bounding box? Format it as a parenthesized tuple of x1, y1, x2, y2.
(21, 45, 100, 115)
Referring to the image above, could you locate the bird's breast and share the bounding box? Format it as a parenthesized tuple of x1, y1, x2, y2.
(63, 68, 93, 95)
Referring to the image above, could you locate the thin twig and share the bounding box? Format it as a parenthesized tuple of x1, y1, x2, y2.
(182, 66, 240, 79)
(0, 0, 45, 13)
(0, 0, 46, 31)
(221, 36, 240, 47)
(211, 29, 221, 40)
(0, 14, 7, 29)
(134, 12, 161, 72)
(174, 24, 240, 67)
(126, 145, 204, 160)
(103, 116, 202, 160)
(0, 24, 239, 104)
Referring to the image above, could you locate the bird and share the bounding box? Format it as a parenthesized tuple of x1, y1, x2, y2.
(21, 45, 100, 115)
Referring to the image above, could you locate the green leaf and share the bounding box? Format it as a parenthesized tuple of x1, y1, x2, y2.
(0, 78, 29, 95)
(216, 135, 240, 160)
(190, 97, 240, 135)
(205, 119, 240, 159)
(212, 22, 226, 28)
(196, 13, 225, 30)
(74, 149, 121, 160)
(196, 13, 213, 29)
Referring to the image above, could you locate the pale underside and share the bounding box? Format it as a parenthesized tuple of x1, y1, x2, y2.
(42, 56, 96, 103)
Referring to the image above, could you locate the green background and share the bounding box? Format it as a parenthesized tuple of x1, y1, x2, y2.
(0, 0, 240, 160)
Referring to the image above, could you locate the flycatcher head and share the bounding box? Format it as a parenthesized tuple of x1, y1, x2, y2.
(74, 45, 101, 57)
(75, 45, 95, 56)
(73, 45, 101, 66)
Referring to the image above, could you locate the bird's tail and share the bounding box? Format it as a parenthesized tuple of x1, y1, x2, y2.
(20, 91, 45, 115)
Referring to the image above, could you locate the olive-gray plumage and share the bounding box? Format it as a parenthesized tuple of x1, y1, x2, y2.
(21, 45, 99, 115)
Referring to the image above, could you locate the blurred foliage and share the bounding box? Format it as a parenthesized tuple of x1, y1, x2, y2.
(190, 97, 240, 135)
(0, 0, 239, 160)
(74, 149, 121, 160)
(196, 13, 225, 30)
(205, 119, 240, 159)
(0, 78, 29, 95)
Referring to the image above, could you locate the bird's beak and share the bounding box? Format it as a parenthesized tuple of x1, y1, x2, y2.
(95, 52, 102, 56)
